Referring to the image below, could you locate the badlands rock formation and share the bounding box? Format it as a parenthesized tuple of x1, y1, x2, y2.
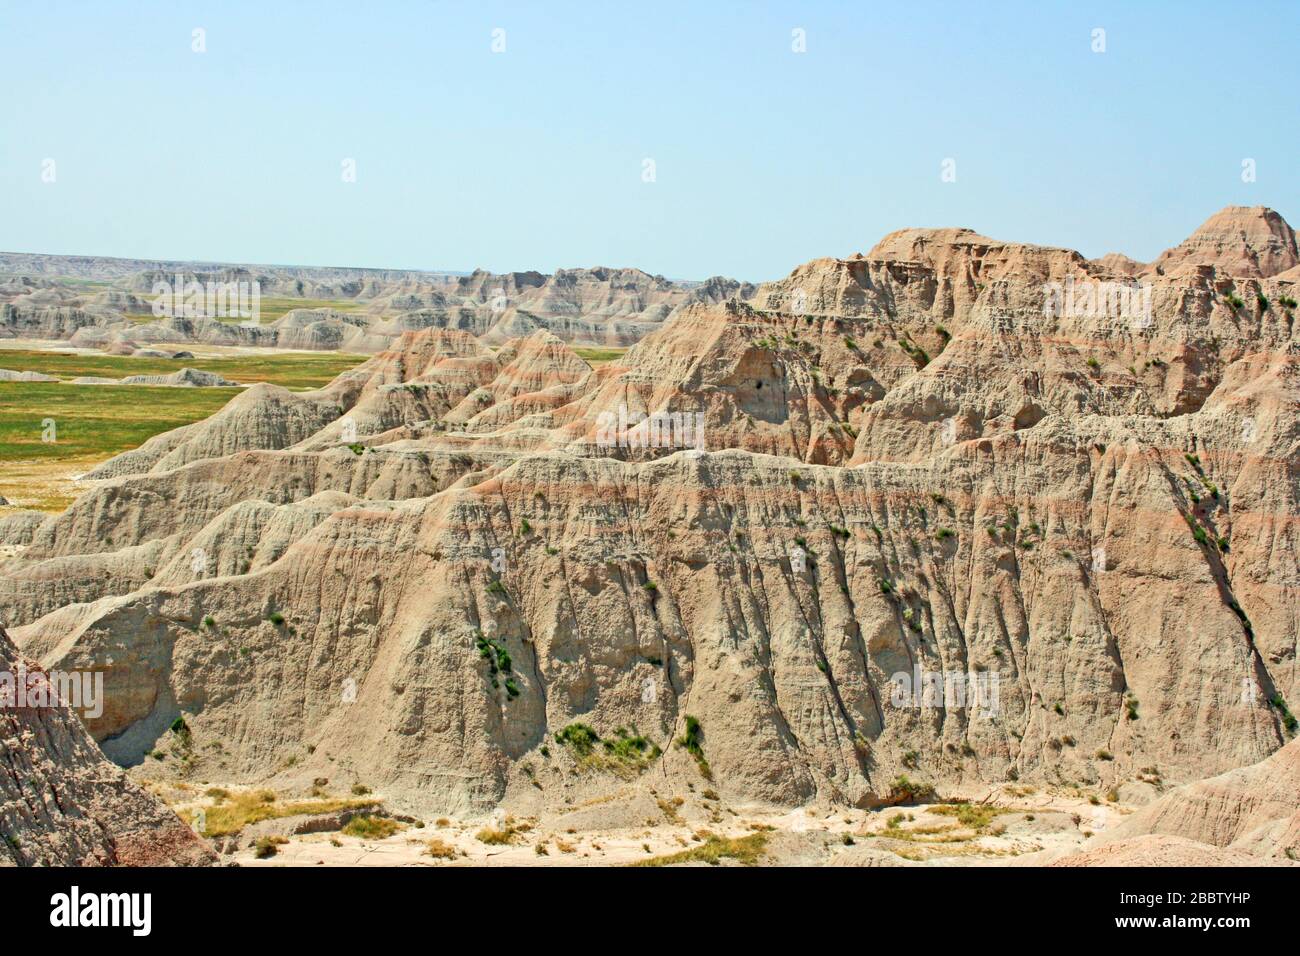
(68, 367, 239, 388)
(1153, 206, 1299, 278)
(0, 254, 751, 351)
(1092, 736, 1299, 858)
(1053, 737, 1300, 866)
(1, 208, 1295, 834)
(0, 625, 214, 866)
(0, 368, 58, 382)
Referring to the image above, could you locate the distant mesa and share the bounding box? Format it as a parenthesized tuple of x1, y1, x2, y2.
(0, 368, 58, 382)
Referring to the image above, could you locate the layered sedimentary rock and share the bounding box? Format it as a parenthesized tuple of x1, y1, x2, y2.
(1094, 737, 1300, 859)
(69, 368, 239, 388)
(0, 626, 215, 866)
(0, 256, 752, 350)
(1, 208, 1295, 822)
(1152, 206, 1298, 278)
(1053, 738, 1300, 865)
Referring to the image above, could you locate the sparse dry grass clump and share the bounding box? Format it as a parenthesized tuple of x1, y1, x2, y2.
(657, 796, 685, 824)
(475, 817, 529, 845)
(928, 803, 1015, 832)
(180, 788, 379, 837)
(424, 838, 458, 859)
(342, 815, 402, 840)
(253, 836, 287, 859)
(632, 832, 768, 867)
(475, 827, 512, 845)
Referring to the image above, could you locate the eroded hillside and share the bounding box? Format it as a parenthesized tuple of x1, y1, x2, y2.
(2, 207, 1296, 821)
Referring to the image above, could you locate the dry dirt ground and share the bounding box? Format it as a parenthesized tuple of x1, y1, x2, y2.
(144, 777, 1137, 867)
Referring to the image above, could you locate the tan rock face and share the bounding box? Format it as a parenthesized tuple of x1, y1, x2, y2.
(1053, 738, 1300, 865)
(1152, 206, 1299, 278)
(0, 626, 215, 866)
(1, 209, 1296, 822)
(1099, 737, 1300, 858)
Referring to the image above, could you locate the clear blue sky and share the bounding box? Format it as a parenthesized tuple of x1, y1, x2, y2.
(1, 1, 1296, 282)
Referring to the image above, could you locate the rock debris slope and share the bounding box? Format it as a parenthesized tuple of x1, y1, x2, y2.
(1, 207, 1296, 820)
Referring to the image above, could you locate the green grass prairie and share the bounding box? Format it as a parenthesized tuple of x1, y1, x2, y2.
(573, 346, 628, 365)
(0, 349, 366, 511)
(0, 348, 364, 390)
(122, 296, 365, 325)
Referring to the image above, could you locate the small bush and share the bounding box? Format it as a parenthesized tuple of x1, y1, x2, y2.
(1268, 694, 1298, 732)
(253, 836, 286, 859)
(342, 815, 401, 840)
(424, 838, 457, 859)
(268, 612, 285, 627)
(677, 715, 711, 779)
(886, 775, 936, 805)
(930, 803, 1012, 832)
(632, 832, 767, 867)
(475, 822, 518, 845)
(602, 727, 657, 763)
(555, 722, 600, 756)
